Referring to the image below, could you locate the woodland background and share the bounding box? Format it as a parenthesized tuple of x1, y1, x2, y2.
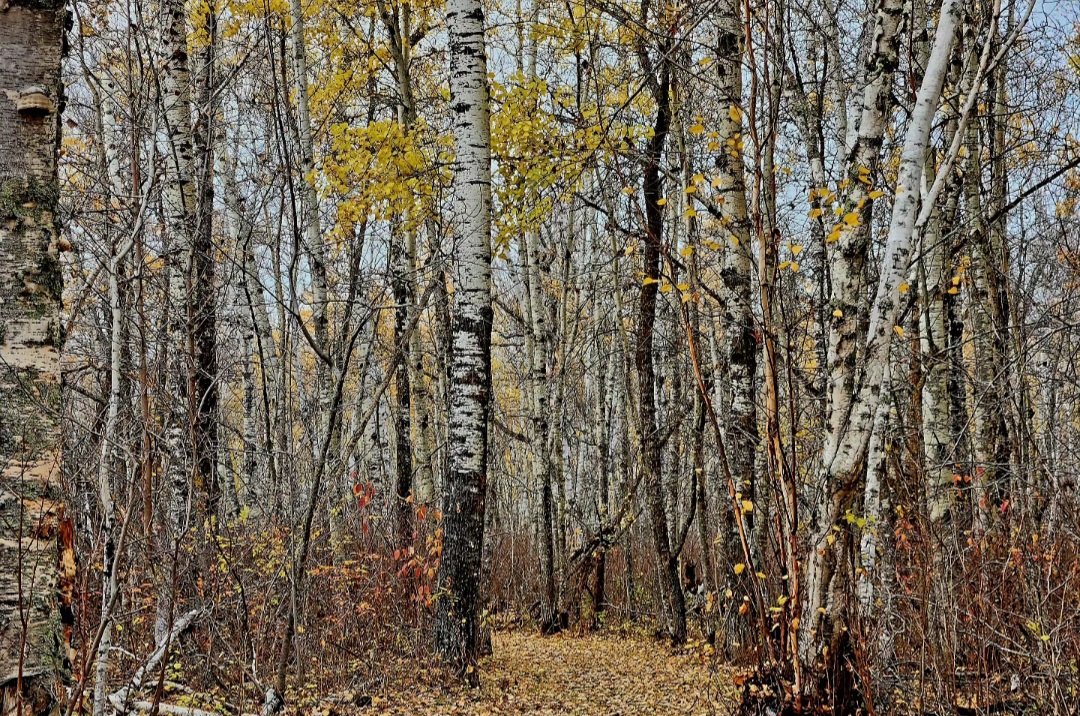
(2, 0, 1080, 713)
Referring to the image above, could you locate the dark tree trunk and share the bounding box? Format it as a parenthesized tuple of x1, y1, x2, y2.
(392, 226, 414, 548)
(635, 49, 686, 645)
(192, 4, 220, 515)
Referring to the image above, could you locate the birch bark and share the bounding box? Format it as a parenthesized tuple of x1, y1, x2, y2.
(802, 0, 963, 687)
(713, 0, 758, 561)
(800, 0, 906, 650)
(157, 0, 198, 646)
(523, 225, 558, 631)
(433, 0, 495, 672)
(287, 0, 333, 450)
(0, 2, 72, 711)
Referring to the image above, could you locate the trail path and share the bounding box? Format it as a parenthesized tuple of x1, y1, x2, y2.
(369, 631, 736, 715)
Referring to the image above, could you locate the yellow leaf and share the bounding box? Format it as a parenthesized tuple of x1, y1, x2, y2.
(947, 286, 959, 295)
(843, 211, 860, 227)
(790, 244, 804, 255)
(832, 309, 843, 318)
(898, 281, 909, 294)
(689, 123, 705, 136)
(808, 208, 823, 219)
(685, 185, 697, 194)
(734, 563, 746, 575)
(676, 282, 690, 292)
(659, 282, 673, 293)
(642, 277, 658, 285)
(657, 197, 668, 206)
(789, 261, 800, 273)
(679, 245, 694, 257)
(869, 189, 885, 200)
(622, 186, 635, 195)
(741, 500, 754, 514)
(826, 227, 842, 243)
(893, 325, 904, 338)
(685, 208, 697, 219)
(692, 172, 705, 185)
(728, 105, 743, 123)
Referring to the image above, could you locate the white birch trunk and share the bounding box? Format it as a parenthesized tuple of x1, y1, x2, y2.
(803, 0, 963, 663)
(157, 0, 198, 647)
(523, 225, 558, 628)
(434, 0, 494, 670)
(91, 73, 133, 716)
(287, 0, 333, 445)
(818, 0, 905, 483)
(857, 361, 891, 611)
(0, 3, 72, 709)
(921, 201, 955, 525)
(709, 13, 760, 482)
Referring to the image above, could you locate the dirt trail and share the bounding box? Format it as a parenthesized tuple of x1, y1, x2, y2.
(368, 631, 736, 715)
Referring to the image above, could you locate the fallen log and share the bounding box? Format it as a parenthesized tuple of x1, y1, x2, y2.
(108, 609, 203, 714)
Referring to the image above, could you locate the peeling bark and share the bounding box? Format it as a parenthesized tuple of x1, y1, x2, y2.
(0, 2, 70, 712)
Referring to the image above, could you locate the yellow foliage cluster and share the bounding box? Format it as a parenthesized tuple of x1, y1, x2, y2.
(323, 119, 441, 231)
(490, 74, 605, 250)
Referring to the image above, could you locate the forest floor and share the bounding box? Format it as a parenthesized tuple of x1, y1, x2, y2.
(361, 631, 738, 715)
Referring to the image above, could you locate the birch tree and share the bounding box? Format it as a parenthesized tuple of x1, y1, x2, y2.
(157, 0, 199, 646)
(433, 0, 495, 673)
(712, 0, 759, 562)
(802, 0, 963, 704)
(0, 1, 72, 713)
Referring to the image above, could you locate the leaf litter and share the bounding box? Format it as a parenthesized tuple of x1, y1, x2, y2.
(354, 631, 738, 715)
